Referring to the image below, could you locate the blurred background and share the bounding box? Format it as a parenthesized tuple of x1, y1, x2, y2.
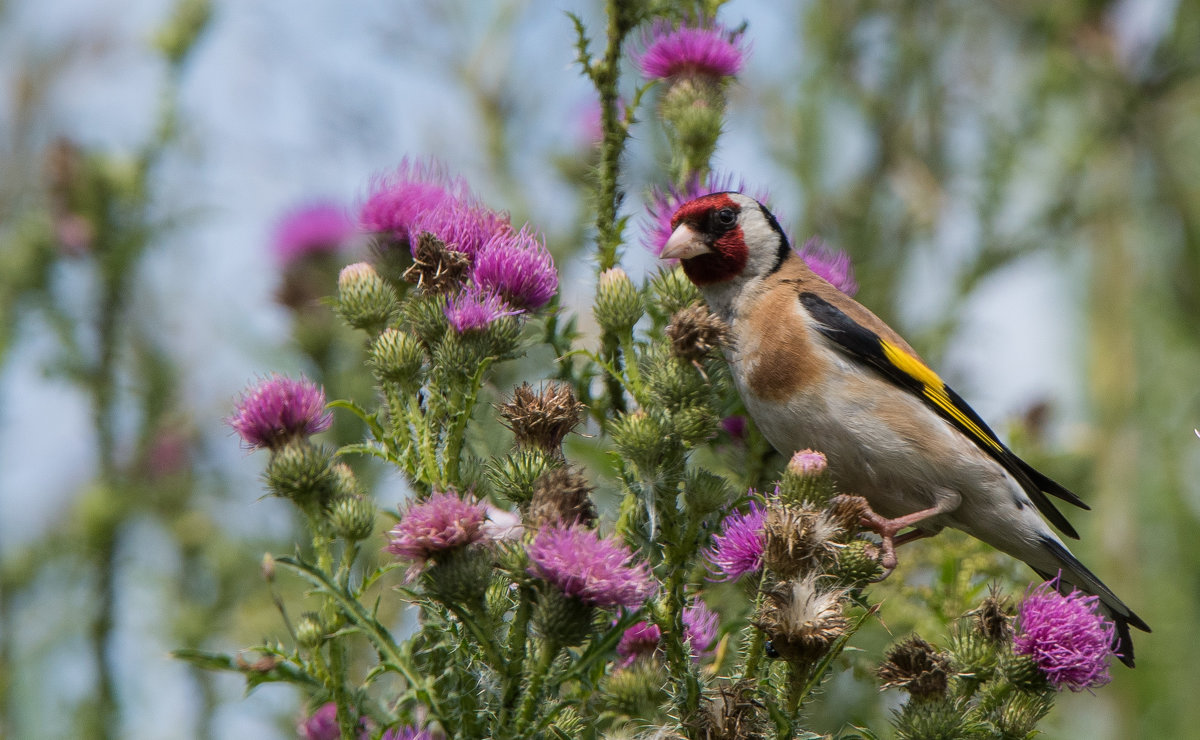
(1, 0, 1198, 737)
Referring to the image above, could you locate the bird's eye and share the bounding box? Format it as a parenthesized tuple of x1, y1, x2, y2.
(714, 208, 737, 228)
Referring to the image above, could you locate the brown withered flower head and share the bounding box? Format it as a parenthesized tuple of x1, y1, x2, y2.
(822, 494, 870, 532)
(403, 231, 471, 294)
(686, 681, 767, 740)
(528, 467, 597, 528)
(499, 382, 585, 455)
(877, 635, 952, 701)
(666, 304, 731, 362)
(762, 504, 843, 580)
(971, 586, 1015, 643)
(754, 576, 848, 664)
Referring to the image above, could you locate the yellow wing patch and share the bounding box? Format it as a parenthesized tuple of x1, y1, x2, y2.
(880, 340, 1004, 453)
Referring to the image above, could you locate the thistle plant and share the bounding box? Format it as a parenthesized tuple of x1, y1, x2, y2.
(174, 4, 1130, 739)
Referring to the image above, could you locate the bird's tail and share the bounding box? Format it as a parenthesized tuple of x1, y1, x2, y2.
(1033, 536, 1150, 667)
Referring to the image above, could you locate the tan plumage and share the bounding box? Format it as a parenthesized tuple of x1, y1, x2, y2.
(662, 191, 1148, 665)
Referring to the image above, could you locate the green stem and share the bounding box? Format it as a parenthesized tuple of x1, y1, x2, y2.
(498, 586, 534, 725)
(443, 357, 494, 486)
(515, 638, 560, 736)
(739, 572, 770, 681)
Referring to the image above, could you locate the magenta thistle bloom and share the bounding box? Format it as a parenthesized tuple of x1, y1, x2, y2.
(1014, 578, 1118, 691)
(684, 602, 719, 660)
(527, 524, 655, 609)
(228, 374, 332, 450)
(471, 227, 558, 309)
(787, 449, 828, 477)
(720, 415, 747, 441)
(271, 201, 354, 266)
(409, 196, 511, 259)
(359, 158, 463, 243)
(298, 703, 338, 740)
(634, 21, 746, 80)
(706, 502, 766, 581)
(386, 490, 489, 563)
(798, 237, 858, 296)
(616, 620, 662, 665)
(443, 285, 522, 333)
(645, 173, 769, 255)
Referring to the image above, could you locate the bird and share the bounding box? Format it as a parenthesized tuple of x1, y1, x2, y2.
(659, 190, 1149, 666)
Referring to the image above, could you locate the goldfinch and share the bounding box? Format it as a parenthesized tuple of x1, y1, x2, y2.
(661, 191, 1149, 665)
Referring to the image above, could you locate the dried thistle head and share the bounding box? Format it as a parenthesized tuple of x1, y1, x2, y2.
(754, 576, 848, 665)
(877, 635, 952, 701)
(528, 466, 597, 527)
(685, 681, 766, 740)
(403, 231, 471, 294)
(762, 503, 842, 579)
(666, 305, 730, 362)
(498, 382, 585, 454)
(972, 585, 1014, 643)
(822, 494, 870, 533)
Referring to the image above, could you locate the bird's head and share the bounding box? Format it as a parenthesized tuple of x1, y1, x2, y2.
(660, 191, 790, 288)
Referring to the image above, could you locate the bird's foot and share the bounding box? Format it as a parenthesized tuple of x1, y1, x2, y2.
(858, 506, 945, 581)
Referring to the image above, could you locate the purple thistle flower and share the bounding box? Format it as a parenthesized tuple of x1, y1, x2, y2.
(228, 374, 332, 450)
(616, 620, 663, 666)
(798, 237, 858, 296)
(527, 524, 655, 609)
(645, 172, 768, 255)
(1014, 577, 1118, 691)
(271, 201, 354, 266)
(683, 602, 719, 661)
(706, 502, 766, 581)
(298, 703, 339, 740)
(385, 490, 489, 563)
(443, 285, 522, 333)
(472, 227, 559, 309)
(359, 158, 464, 243)
(720, 415, 747, 442)
(409, 196, 511, 259)
(634, 21, 746, 80)
(787, 449, 828, 477)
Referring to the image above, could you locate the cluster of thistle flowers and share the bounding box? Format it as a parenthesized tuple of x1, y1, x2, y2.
(876, 579, 1120, 740)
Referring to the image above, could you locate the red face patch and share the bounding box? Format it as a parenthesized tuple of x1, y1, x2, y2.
(670, 192, 739, 231)
(670, 192, 748, 286)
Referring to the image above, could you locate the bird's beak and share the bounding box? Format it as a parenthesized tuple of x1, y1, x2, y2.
(660, 224, 712, 261)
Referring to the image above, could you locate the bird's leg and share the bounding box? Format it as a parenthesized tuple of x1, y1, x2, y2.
(859, 490, 961, 579)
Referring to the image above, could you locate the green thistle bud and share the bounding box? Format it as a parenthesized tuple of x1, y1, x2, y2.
(265, 441, 335, 512)
(878, 635, 952, 701)
(370, 328, 425, 388)
(534, 586, 596, 648)
(1002, 652, 1051, 693)
(594, 267, 643, 334)
(431, 330, 491, 386)
(485, 314, 522, 358)
(947, 626, 999, 687)
(295, 612, 326, 648)
(402, 293, 449, 351)
(336, 262, 398, 334)
(644, 344, 709, 410)
(648, 265, 701, 320)
(832, 539, 883, 586)
(610, 409, 681, 474)
(778, 449, 835, 506)
(329, 494, 376, 542)
(328, 462, 361, 498)
(424, 546, 492, 609)
(995, 688, 1054, 738)
(893, 696, 981, 740)
(603, 661, 667, 718)
(682, 469, 732, 517)
(487, 448, 556, 506)
(154, 0, 211, 65)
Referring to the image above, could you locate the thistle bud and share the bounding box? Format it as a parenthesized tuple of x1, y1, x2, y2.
(995, 690, 1054, 739)
(486, 448, 556, 506)
(665, 305, 729, 362)
(671, 406, 719, 446)
(370, 328, 425, 388)
(265, 441, 335, 512)
(778, 449, 834, 506)
(402, 293, 451, 351)
(648, 265, 700, 319)
(610, 409, 681, 473)
(528, 467, 597, 527)
(644, 344, 708, 410)
(534, 586, 596, 648)
(498, 382, 585, 455)
(295, 612, 326, 648)
(682, 469, 732, 517)
(1001, 652, 1050, 693)
(831, 539, 882, 585)
(424, 546, 492, 608)
(336, 262, 398, 334)
(594, 267, 643, 334)
(972, 589, 1015, 644)
(877, 635, 952, 701)
(602, 660, 667, 718)
(948, 626, 999, 685)
(154, 0, 212, 65)
(329, 494, 376, 542)
(893, 696, 981, 740)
